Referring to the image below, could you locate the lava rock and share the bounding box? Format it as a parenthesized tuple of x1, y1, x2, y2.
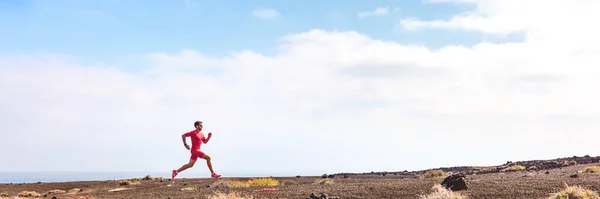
(441, 174, 468, 191)
(570, 174, 578, 178)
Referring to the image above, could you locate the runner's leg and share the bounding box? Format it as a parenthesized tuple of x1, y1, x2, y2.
(178, 158, 197, 173)
(200, 153, 220, 178)
(201, 154, 215, 174)
(172, 153, 199, 179)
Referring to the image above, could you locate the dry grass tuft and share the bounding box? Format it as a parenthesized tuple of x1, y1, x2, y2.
(425, 170, 447, 178)
(547, 184, 599, 199)
(224, 177, 280, 188)
(180, 186, 196, 191)
(119, 178, 141, 186)
(578, 166, 600, 174)
(315, 178, 334, 185)
(502, 165, 526, 172)
(420, 184, 468, 199)
(17, 191, 41, 197)
(208, 192, 255, 199)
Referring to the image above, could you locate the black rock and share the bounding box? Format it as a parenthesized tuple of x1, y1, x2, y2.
(320, 193, 328, 199)
(570, 174, 578, 178)
(441, 174, 468, 191)
(545, 171, 550, 174)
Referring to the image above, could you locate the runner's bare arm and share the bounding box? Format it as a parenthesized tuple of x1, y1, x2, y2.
(182, 132, 191, 149)
(203, 132, 212, 144)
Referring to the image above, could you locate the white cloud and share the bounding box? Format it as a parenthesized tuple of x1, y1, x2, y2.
(1, 1, 600, 177)
(252, 8, 280, 19)
(401, 0, 600, 37)
(358, 7, 389, 18)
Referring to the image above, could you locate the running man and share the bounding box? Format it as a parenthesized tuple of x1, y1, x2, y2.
(172, 121, 221, 180)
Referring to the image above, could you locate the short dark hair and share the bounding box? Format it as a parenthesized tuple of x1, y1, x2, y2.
(194, 121, 202, 127)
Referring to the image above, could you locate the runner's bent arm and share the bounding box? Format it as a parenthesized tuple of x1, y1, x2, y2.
(202, 133, 212, 144)
(182, 134, 188, 146)
(182, 131, 193, 147)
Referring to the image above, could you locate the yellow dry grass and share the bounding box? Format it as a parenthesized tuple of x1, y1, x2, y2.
(17, 191, 40, 197)
(315, 178, 334, 185)
(419, 184, 468, 199)
(502, 165, 526, 172)
(425, 170, 447, 178)
(180, 186, 196, 191)
(227, 177, 280, 188)
(547, 184, 599, 199)
(119, 178, 141, 186)
(578, 166, 600, 174)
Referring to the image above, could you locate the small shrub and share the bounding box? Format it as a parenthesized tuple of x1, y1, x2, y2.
(229, 180, 251, 188)
(579, 166, 600, 174)
(425, 170, 447, 178)
(18, 191, 41, 197)
(142, 175, 153, 180)
(502, 165, 526, 172)
(547, 184, 599, 199)
(226, 177, 280, 188)
(420, 184, 467, 199)
(119, 179, 141, 186)
(208, 191, 254, 199)
(315, 178, 334, 185)
(247, 177, 280, 187)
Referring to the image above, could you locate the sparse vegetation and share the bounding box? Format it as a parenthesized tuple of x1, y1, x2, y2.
(180, 186, 196, 191)
(502, 165, 526, 172)
(425, 170, 447, 178)
(315, 178, 334, 185)
(119, 178, 141, 186)
(224, 177, 280, 188)
(578, 166, 600, 174)
(419, 184, 467, 199)
(547, 184, 599, 199)
(18, 191, 40, 197)
(208, 192, 255, 199)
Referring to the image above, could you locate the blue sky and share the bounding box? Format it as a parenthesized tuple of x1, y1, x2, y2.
(1, 0, 598, 180)
(1, 0, 503, 59)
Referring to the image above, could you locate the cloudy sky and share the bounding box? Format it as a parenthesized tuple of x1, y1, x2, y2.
(1, 0, 599, 178)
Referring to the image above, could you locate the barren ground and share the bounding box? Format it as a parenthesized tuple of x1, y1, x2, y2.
(1, 163, 600, 199)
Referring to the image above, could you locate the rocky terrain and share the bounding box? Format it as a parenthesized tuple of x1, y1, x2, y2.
(1, 156, 599, 199)
(334, 155, 600, 177)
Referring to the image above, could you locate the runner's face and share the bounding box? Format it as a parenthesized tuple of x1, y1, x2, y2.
(197, 123, 203, 131)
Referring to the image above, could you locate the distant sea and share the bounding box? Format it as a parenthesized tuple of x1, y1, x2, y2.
(0, 171, 269, 184)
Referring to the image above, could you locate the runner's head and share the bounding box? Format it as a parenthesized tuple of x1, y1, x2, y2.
(194, 121, 203, 131)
